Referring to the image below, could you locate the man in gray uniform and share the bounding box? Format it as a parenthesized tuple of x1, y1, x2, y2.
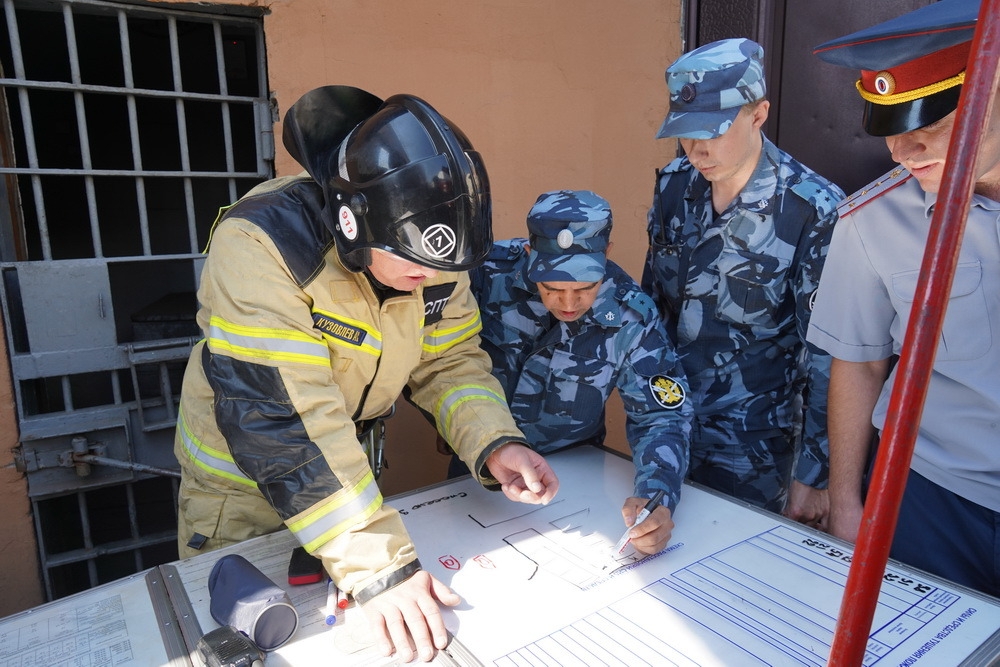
(807, 0, 999, 596)
(643, 38, 844, 523)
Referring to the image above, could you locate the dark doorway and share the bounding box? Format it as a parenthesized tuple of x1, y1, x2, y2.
(685, 0, 932, 195)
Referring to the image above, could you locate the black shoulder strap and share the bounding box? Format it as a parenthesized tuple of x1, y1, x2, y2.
(650, 166, 689, 245)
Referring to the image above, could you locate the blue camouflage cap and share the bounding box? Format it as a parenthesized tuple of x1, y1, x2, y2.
(813, 0, 979, 137)
(526, 190, 611, 283)
(656, 38, 767, 140)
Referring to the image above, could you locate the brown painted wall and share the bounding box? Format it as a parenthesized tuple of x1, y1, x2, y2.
(0, 0, 682, 614)
(0, 320, 42, 617)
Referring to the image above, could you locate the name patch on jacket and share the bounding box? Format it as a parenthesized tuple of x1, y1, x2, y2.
(649, 375, 686, 409)
(423, 282, 457, 326)
(313, 314, 366, 345)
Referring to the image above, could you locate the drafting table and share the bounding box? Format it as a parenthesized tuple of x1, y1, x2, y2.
(391, 446, 1000, 666)
(162, 445, 1000, 666)
(3, 445, 999, 666)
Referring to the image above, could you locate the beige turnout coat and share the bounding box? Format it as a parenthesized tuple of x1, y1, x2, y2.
(175, 174, 524, 602)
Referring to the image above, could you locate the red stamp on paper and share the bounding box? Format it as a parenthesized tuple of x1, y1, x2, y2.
(472, 555, 495, 569)
(438, 555, 461, 570)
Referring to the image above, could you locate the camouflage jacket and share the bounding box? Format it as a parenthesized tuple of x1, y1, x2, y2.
(642, 136, 843, 487)
(472, 240, 692, 510)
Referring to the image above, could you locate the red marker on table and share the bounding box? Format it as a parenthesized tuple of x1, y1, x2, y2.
(337, 586, 349, 609)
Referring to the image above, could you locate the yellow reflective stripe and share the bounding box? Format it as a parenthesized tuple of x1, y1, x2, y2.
(422, 311, 482, 354)
(202, 203, 235, 253)
(289, 470, 383, 551)
(313, 309, 382, 357)
(177, 407, 256, 488)
(436, 384, 508, 437)
(207, 316, 329, 366)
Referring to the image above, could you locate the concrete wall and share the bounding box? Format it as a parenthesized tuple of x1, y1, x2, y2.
(0, 0, 682, 614)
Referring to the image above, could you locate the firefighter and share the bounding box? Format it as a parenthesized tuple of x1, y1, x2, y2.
(174, 85, 559, 662)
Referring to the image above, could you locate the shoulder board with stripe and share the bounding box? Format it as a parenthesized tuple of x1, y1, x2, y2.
(837, 167, 912, 217)
(621, 287, 656, 322)
(789, 174, 843, 218)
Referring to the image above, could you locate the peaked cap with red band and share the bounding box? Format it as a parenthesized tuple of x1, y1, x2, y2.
(813, 0, 979, 137)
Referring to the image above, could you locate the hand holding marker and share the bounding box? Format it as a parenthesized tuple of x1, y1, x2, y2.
(614, 489, 666, 554)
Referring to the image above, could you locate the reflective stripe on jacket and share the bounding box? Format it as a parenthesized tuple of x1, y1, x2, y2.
(175, 174, 525, 602)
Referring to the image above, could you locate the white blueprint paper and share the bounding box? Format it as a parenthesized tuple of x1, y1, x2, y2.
(395, 446, 1000, 667)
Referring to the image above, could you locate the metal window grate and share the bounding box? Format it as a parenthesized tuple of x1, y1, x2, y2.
(0, 0, 272, 601)
(1, 0, 272, 262)
(32, 475, 179, 598)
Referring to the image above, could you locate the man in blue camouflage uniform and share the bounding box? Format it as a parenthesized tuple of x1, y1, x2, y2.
(448, 189, 692, 554)
(642, 39, 844, 524)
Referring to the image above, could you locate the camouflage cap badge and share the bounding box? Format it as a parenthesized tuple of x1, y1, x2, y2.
(656, 38, 767, 140)
(526, 190, 612, 283)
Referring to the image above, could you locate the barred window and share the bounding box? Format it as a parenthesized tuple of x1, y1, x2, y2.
(0, 0, 271, 600)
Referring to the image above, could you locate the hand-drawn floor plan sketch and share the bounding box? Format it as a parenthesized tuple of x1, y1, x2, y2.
(393, 447, 1000, 666)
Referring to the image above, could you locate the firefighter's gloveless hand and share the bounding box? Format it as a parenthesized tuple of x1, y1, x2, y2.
(485, 442, 560, 505)
(362, 570, 459, 663)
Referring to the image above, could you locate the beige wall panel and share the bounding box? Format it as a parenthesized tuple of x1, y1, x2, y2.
(257, 0, 680, 269)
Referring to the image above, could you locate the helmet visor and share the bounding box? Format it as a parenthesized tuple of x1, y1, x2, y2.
(345, 150, 492, 271)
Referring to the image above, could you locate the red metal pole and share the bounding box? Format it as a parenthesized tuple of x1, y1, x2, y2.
(828, 2, 1000, 665)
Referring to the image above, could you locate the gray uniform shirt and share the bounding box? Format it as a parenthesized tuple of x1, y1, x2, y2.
(807, 169, 1000, 513)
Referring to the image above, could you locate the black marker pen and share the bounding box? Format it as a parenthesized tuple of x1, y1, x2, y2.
(613, 489, 667, 554)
